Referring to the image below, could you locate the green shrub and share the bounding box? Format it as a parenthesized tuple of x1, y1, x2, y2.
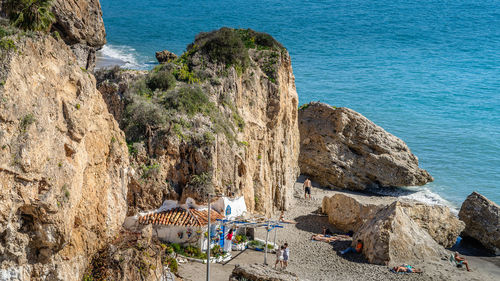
(171, 243, 181, 253)
(5, 0, 56, 32)
(189, 172, 211, 186)
(146, 70, 176, 91)
(194, 27, 249, 69)
(19, 113, 35, 132)
(162, 85, 212, 117)
(298, 103, 310, 111)
(0, 38, 16, 51)
(123, 96, 168, 142)
(127, 142, 138, 156)
(140, 163, 160, 179)
(164, 256, 178, 273)
(172, 64, 199, 84)
(203, 131, 215, 144)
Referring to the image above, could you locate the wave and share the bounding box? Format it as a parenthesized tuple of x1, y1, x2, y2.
(370, 185, 459, 214)
(96, 44, 148, 70)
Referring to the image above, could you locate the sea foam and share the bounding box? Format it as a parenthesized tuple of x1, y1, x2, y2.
(97, 44, 144, 69)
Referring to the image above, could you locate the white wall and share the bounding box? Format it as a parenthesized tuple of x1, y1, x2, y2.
(155, 226, 203, 245)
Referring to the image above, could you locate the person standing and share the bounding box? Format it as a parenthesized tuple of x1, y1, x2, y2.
(303, 178, 312, 199)
(283, 243, 289, 269)
(274, 246, 284, 269)
(224, 228, 234, 253)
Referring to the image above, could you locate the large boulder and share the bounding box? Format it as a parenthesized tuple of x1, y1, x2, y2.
(354, 201, 446, 265)
(322, 194, 464, 248)
(229, 264, 300, 281)
(458, 192, 500, 254)
(322, 193, 385, 232)
(299, 102, 433, 190)
(402, 201, 464, 248)
(0, 35, 129, 280)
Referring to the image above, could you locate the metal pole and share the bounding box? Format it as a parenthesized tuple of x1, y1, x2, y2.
(273, 225, 277, 250)
(206, 194, 211, 281)
(264, 220, 270, 265)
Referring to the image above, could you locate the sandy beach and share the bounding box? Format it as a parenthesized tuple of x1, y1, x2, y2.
(178, 181, 500, 281)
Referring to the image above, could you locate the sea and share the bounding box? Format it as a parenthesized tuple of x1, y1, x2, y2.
(98, 0, 500, 210)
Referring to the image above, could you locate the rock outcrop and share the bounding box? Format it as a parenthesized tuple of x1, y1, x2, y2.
(458, 192, 500, 254)
(322, 194, 463, 248)
(51, 0, 106, 70)
(0, 35, 128, 280)
(83, 227, 174, 281)
(298, 102, 433, 190)
(0, 0, 106, 70)
(322, 193, 385, 232)
(229, 264, 300, 281)
(354, 201, 446, 265)
(156, 50, 177, 64)
(97, 28, 300, 215)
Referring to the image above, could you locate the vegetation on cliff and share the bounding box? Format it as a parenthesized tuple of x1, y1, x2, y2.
(3, 0, 55, 31)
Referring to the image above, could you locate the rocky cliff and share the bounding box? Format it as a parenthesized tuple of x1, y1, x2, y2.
(51, 0, 106, 70)
(0, 0, 106, 70)
(97, 28, 300, 215)
(0, 34, 128, 280)
(299, 102, 433, 190)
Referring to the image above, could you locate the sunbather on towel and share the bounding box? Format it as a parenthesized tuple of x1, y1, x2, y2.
(392, 264, 422, 273)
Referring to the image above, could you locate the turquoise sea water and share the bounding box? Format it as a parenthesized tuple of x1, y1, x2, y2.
(99, 0, 500, 208)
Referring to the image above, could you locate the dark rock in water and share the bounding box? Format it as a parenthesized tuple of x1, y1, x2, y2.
(229, 263, 301, 281)
(459, 192, 500, 255)
(156, 50, 177, 63)
(298, 102, 433, 190)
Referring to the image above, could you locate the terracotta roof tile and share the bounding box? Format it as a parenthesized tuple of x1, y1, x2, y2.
(139, 207, 224, 227)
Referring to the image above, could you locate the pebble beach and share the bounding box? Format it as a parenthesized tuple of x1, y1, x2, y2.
(178, 181, 500, 281)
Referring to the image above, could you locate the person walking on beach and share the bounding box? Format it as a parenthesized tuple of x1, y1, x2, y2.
(303, 178, 312, 199)
(275, 246, 285, 269)
(283, 243, 290, 269)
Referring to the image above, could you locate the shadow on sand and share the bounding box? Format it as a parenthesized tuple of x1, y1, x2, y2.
(294, 213, 371, 264)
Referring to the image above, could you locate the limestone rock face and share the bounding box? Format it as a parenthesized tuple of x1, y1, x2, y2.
(354, 201, 446, 265)
(155, 50, 178, 63)
(229, 263, 301, 281)
(459, 192, 500, 254)
(0, 35, 128, 280)
(51, 0, 106, 70)
(97, 29, 300, 216)
(322, 194, 464, 248)
(298, 102, 433, 190)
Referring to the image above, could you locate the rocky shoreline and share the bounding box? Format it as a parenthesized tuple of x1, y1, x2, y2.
(177, 180, 500, 281)
(0, 1, 498, 280)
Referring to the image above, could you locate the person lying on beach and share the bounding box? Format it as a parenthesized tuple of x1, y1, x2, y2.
(340, 240, 363, 255)
(279, 211, 297, 224)
(454, 252, 471, 271)
(311, 233, 351, 242)
(392, 264, 422, 273)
